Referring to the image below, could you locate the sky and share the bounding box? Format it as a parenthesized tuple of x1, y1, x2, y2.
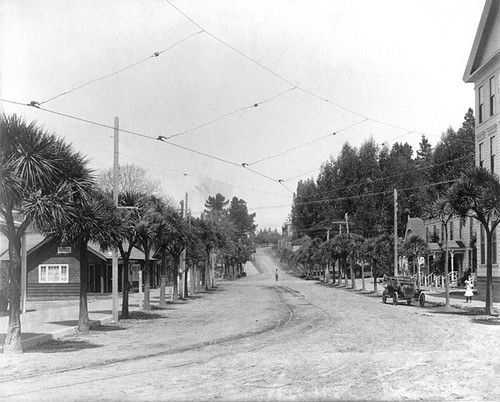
(0, 0, 485, 230)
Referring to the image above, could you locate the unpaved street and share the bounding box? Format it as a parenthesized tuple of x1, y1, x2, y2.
(1, 247, 499, 401)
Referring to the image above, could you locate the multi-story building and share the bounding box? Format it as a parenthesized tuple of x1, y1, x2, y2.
(404, 216, 475, 283)
(463, 0, 500, 300)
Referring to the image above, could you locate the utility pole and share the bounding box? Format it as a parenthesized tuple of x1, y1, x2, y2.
(179, 199, 186, 299)
(183, 193, 188, 298)
(112, 116, 119, 322)
(345, 212, 355, 289)
(394, 188, 398, 276)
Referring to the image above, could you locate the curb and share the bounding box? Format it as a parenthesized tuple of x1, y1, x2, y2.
(21, 315, 114, 351)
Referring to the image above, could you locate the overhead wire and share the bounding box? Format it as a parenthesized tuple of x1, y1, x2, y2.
(250, 178, 460, 211)
(0, 98, 292, 189)
(163, 86, 297, 141)
(164, 0, 439, 141)
(119, 151, 292, 198)
(296, 152, 474, 201)
(38, 30, 204, 105)
(247, 118, 367, 166)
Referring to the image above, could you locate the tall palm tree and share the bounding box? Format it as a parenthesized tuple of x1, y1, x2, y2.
(49, 188, 123, 332)
(135, 195, 171, 310)
(113, 191, 145, 319)
(401, 235, 427, 290)
(450, 167, 500, 315)
(0, 114, 92, 353)
(427, 196, 455, 309)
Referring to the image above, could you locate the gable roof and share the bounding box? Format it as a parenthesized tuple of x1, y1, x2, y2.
(463, 0, 500, 82)
(404, 218, 425, 241)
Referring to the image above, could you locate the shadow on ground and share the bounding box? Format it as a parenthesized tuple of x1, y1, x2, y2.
(0, 333, 46, 344)
(26, 338, 102, 353)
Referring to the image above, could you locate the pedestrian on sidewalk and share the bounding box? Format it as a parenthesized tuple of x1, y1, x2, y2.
(464, 276, 474, 303)
(275, 269, 279, 282)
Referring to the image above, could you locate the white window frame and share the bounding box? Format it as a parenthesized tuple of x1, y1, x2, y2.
(57, 246, 72, 254)
(38, 264, 69, 283)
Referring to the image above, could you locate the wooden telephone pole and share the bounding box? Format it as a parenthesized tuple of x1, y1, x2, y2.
(112, 116, 119, 322)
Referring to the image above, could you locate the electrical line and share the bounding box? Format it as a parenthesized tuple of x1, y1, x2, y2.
(38, 31, 204, 105)
(164, 0, 440, 141)
(119, 151, 292, 198)
(248, 118, 367, 166)
(250, 178, 460, 211)
(0, 98, 292, 188)
(282, 168, 321, 183)
(297, 152, 474, 201)
(163, 86, 297, 141)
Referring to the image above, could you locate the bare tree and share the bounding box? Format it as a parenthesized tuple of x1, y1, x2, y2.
(98, 164, 163, 196)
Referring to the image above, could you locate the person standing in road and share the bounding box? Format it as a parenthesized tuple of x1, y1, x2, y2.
(464, 276, 474, 303)
(275, 269, 279, 282)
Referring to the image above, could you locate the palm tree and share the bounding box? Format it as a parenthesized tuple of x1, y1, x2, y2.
(49, 188, 122, 332)
(401, 235, 427, 291)
(427, 196, 454, 309)
(450, 167, 500, 315)
(135, 195, 172, 310)
(152, 204, 189, 306)
(113, 191, 145, 319)
(0, 114, 92, 353)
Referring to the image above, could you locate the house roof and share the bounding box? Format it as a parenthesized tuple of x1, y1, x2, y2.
(463, 0, 500, 82)
(404, 218, 425, 241)
(427, 243, 442, 253)
(1, 233, 154, 262)
(443, 240, 467, 251)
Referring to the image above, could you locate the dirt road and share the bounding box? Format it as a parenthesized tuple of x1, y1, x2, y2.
(1, 247, 499, 401)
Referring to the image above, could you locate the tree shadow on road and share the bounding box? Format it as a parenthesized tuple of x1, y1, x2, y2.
(25, 338, 103, 353)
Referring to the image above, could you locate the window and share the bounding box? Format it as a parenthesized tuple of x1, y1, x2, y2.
(490, 76, 496, 116)
(426, 227, 429, 242)
(493, 229, 497, 265)
(57, 246, 72, 254)
(491, 136, 496, 173)
(480, 227, 485, 265)
(459, 220, 463, 240)
(39, 264, 69, 283)
(479, 85, 484, 123)
(449, 221, 454, 240)
(479, 142, 484, 167)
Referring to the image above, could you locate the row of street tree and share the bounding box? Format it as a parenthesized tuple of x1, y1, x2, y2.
(287, 108, 500, 316)
(0, 114, 256, 353)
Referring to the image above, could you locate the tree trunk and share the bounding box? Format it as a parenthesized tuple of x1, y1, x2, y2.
(121, 255, 130, 319)
(343, 257, 348, 287)
(159, 254, 167, 308)
(205, 259, 210, 291)
(190, 265, 195, 295)
(4, 231, 23, 354)
(143, 252, 151, 310)
(444, 227, 450, 309)
(78, 241, 90, 333)
(184, 265, 189, 298)
(350, 255, 356, 290)
(373, 275, 378, 294)
(361, 263, 366, 291)
(0, 261, 9, 312)
(172, 260, 179, 302)
(485, 229, 494, 315)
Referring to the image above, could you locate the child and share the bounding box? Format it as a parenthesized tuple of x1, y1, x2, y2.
(464, 276, 474, 303)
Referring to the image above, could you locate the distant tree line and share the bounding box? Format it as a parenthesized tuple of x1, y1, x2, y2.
(291, 108, 475, 240)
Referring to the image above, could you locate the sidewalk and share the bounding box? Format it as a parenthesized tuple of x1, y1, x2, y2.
(0, 290, 149, 352)
(424, 290, 500, 314)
